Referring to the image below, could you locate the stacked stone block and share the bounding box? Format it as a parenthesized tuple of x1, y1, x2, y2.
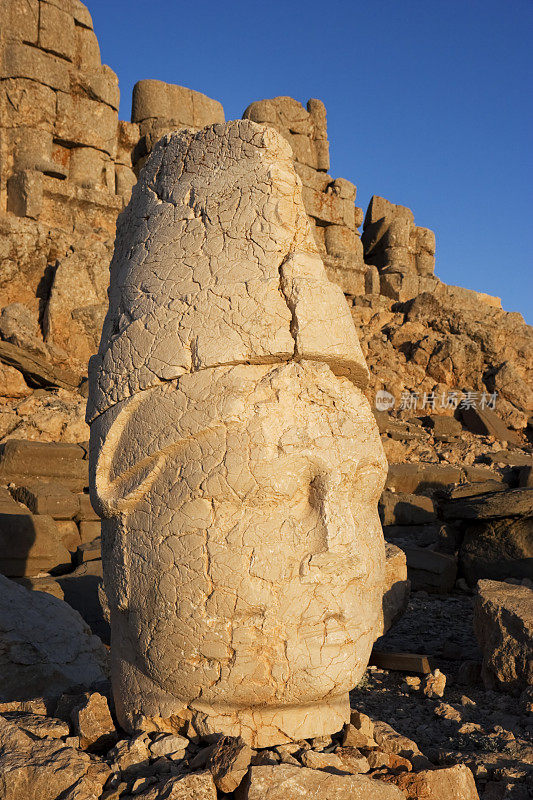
(242, 96, 377, 296)
(0, 0, 131, 233)
(361, 195, 438, 301)
(131, 79, 225, 172)
(0, 439, 101, 577)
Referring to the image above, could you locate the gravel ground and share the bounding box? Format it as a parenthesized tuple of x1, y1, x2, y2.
(351, 593, 533, 799)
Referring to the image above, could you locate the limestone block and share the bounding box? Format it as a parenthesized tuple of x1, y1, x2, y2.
(43, 242, 111, 370)
(0, 361, 31, 397)
(0, 574, 108, 702)
(116, 120, 140, 166)
(324, 261, 366, 296)
(331, 177, 357, 201)
(459, 517, 533, 585)
(131, 79, 224, 128)
(73, 63, 120, 111)
(380, 542, 410, 634)
(379, 491, 436, 526)
(302, 184, 355, 228)
(1, 40, 70, 91)
(402, 546, 458, 594)
(325, 224, 360, 256)
(365, 264, 380, 294)
(6, 169, 43, 218)
(286, 131, 318, 168)
(236, 765, 404, 799)
(69, 146, 111, 190)
(56, 519, 81, 552)
(0, 0, 40, 43)
(474, 579, 533, 694)
(115, 164, 136, 203)
(70, 0, 93, 29)
(0, 439, 88, 490)
(307, 97, 328, 139)
(55, 92, 118, 156)
(11, 127, 54, 173)
(0, 492, 71, 576)
(88, 120, 387, 747)
(12, 479, 79, 518)
(293, 162, 331, 193)
(39, 1, 76, 61)
(75, 25, 101, 68)
(0, 78, 56, 131)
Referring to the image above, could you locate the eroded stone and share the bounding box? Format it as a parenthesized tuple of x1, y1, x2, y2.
(88, 120, 386, 747)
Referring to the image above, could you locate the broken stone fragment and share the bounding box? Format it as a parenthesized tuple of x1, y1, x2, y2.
(207, 735, 253, 792)
(235, 764, 405, 799)
(70, 691, 118, 751)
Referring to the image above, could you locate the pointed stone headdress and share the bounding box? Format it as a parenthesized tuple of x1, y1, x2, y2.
(87, 120, 368, 422)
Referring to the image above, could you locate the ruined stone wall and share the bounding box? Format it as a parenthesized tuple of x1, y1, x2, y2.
(242, 96, 379, 296)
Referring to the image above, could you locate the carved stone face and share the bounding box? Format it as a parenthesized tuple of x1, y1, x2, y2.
(90, 361, 387, 744)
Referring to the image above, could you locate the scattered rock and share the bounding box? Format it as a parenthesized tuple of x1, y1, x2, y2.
(474, 579, 533, 694)
(333, 746, 370, 773)
(71, 691, 117, 751)
(130, 771, 217, 799)
(385, 764, 480, 799)
(0, 714, 91, 800)
(207, 735, 253, 793)
(422, 669, 446, 698)
(149, 733, 189, 759)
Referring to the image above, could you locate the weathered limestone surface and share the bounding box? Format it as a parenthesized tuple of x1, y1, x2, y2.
(242, 96, 373, 292)
(0, 574, 108, 702)
(88, 120, 387, 747)
(474, 579, 533, 694)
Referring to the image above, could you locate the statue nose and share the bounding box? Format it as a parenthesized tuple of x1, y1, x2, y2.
(310, 472, 358, 556)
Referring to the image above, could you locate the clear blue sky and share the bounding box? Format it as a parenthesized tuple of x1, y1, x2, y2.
(89, 0, 532, 323)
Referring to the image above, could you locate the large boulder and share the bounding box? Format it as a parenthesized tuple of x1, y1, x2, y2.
(0, 574, 108, 703)
(0, 715, 92, 800)
(473, 579, 533, 694)
(460, 516, 533, 585)
(235, 764, 404, 799)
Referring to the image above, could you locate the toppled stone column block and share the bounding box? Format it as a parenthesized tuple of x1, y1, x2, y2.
(88, 120, 387, 747)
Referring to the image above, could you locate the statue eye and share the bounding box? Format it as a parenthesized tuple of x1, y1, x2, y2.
(93, 451, 165, 518)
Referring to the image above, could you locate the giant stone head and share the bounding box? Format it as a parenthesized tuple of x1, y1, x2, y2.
(88, 120, 387, 747)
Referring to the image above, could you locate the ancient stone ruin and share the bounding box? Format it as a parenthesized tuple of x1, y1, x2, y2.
(88, 120, 388, 746)
(0, 1, 531, 798)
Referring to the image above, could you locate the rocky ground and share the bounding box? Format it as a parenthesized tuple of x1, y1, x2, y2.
(354, 593, 533, 799)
